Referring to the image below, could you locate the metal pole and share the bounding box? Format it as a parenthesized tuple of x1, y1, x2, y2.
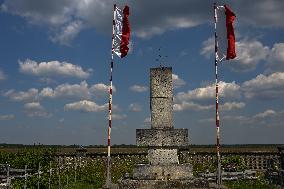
(214, 3, 222, 188)
(49, 161, 52, 189)
(106, 4, 116, 189)
(66, 165, 69, 186)
(7, 164, 10, 189)
(74, 157, 77, 183)
(24, 165, 27, 189)
(37, 162, 41, 189)
(58, 157, 61, 189)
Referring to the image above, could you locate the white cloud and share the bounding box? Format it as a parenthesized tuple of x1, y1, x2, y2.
(179, 49, 189, 57)
(39, 77, 57, 84)
(174, 80, 243, 113)
(0, 114, 15, 120)
(112, 114, 127, 120)
(174, 102, 213, 112)
(236, 1, 284, 28)
(172, 74, 186, 88)
(128, 103, 142, 112)
(3, 88, 38, 102)
(175, 81, 240, 102)
(39, 81, 113, 99)
(2, 1, 284, 44)
(144, 117, 151, 125)
(266, 43, 284, 73)
(24, 102, 51, 118)
(0, 0, 73, 26)
(220, 102, 245, 111)
(24, 102, 44, 110)
(222, 115, 251, 123)
(40, 81, 90, 99)
(51, 81, 90, 99)
(19, 59, 90, 79)
(198, 118, 215, 123)
(59, 118, 65, 123)
(231, 39, 269, 72)
(64, 100, 108, 112)
(4, 81, 111, 102)
(242, 72, 284, 99)
(174, 101, 245, 112)
(220, 109, 284, 127)
(201, 38, 284, 74)
(200, 37, 214, 59)
(0, 69, 6, 80)
(199, 115, 249, 124)
(39, 87, 54, 98)
(130, 85, 148, 92)
(90, 83, 116, 97)
(51, 20, 83, 45)
(253, 109, 276, 119)
(200, 38, 269, 72)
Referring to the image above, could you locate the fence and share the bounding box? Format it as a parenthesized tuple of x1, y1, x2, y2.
(0, 156, 87, 189)
(0, 150, 282, 188)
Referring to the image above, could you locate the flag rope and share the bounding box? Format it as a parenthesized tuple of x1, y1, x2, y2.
(214, 2, 222, 188)
(106, 4, 116, 188)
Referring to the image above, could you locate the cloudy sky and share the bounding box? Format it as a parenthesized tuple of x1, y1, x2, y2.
(0, 0, 284, 145)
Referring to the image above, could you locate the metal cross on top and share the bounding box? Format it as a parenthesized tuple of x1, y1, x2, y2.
(155, 47, 168, 67)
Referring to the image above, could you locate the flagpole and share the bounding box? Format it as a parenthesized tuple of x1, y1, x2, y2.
(105, 4, 116, 189)
(214, 3, 222, 188)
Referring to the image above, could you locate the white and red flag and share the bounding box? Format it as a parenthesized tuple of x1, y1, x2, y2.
(113, 5, 131, 58)
(215, 5, 236, 61)
(214, 3, 236, 187)
(106, 4, 131, 187)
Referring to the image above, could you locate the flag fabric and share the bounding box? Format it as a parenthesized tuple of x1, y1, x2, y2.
(113, 5, 131, 58)
(224, 5, 236, 60)
(214, 4, 236, 187)
(216, 4, 236, 61)
(106, 5, 130, 187)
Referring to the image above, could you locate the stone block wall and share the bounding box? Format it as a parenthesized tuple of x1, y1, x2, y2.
(136, 129, 189, 147)
(150, 67, 173, 98)
(133, 164, 193, 180)
(150, 67, 173, 129)
(148, 149, 179, 165)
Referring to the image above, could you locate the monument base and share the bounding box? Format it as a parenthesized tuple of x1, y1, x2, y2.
(133, 163, 193, 180)
(118, 178, 209, 189)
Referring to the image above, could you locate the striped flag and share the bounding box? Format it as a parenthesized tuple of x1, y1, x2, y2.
(106, 4, 131, 188)
(215, 4, 236, 61)
(113, 5, 131, 58)
(214, 3, 236, 186)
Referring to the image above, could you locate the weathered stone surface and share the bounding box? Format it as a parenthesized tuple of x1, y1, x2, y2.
(150, 67, 173, 129)
(148, 149, 178, 165)
(150, 67, 172, 98)
(278, 146, 284, 171)
(136, 129, 188, 147)
(118, 179, 209, 189)
(133, 164, 193, 180)
(117, 67, 210, 189)
(151, 98, 173, 129)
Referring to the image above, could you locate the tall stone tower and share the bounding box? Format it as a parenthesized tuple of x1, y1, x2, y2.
(119, 67, 208, 189)
(150, 67, 173, 129)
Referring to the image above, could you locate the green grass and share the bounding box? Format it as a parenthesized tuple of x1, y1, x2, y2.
(60, 182, 99, 189)
(224, 179, 280, 189)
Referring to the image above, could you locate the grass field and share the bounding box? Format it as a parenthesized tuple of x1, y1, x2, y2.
(0, 144, 282, 189)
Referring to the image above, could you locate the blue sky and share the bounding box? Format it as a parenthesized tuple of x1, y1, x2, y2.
(0, 0, 284, 145)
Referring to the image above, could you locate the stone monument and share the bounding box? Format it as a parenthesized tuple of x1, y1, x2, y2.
(278, 146, 284, 187)
(118, 67, 209, 189)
